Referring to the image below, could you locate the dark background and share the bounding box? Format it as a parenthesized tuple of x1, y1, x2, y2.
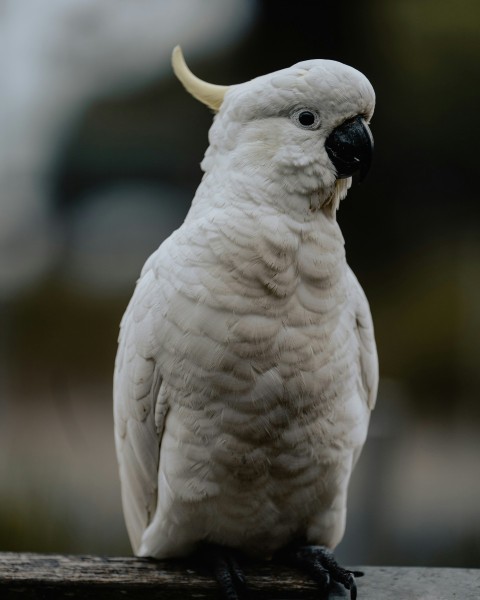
(1, 0, 479, 567)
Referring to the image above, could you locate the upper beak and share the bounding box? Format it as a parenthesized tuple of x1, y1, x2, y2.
(325, 115, 374, 182)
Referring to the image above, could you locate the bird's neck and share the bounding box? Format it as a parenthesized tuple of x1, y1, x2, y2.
(187, 171, 348, 298)
(189, 166, 347, 223)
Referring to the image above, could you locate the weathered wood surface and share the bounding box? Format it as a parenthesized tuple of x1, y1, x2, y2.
(0, 553, 478, 599)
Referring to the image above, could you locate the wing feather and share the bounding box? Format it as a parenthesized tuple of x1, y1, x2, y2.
(113, 270, 167, 554)
(348, 267, 379, 410)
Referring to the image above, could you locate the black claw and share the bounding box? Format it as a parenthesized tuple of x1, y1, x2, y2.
(196, 543, 248, 600)
(350, 579, 357, 600)
(193, 542, 362, 599)
(350, 570, 364, 578)
(302, 556, 330, 592)
(229, 556, 247, 589)
(277, 544, 363, 599)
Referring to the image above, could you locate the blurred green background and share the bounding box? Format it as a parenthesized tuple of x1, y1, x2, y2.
(1, 0, 479, 567)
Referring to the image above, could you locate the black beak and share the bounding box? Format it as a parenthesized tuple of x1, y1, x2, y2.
(325, 115, 374, 182)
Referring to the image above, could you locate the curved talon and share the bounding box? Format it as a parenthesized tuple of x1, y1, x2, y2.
(196, 543, 362, 599)
(350, 570, 365, 578)
(307, 557, 330, 592)
(197, 544, 248, 600)
(213, 555, 241, 600)
(350, 579, 358, 600)
(277, 544, 363, 599)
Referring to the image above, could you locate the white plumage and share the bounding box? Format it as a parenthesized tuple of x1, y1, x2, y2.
(114, 48, 378, 562)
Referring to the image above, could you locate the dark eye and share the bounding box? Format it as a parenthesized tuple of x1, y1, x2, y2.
(299, 111, 315, 126)
(291, 108, 320, 130)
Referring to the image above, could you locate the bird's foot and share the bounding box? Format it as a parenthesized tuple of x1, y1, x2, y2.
(276, 544, 363, 600)
(196, 543, 248, 600)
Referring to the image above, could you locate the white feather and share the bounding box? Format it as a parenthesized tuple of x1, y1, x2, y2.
(114, 55, 378, 559)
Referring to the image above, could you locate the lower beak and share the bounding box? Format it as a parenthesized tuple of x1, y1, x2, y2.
(325, 116, 374, 182)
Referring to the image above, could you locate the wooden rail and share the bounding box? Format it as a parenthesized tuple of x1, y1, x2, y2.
(0, 552, 478, 599)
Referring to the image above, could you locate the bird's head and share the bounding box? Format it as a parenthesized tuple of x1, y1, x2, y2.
(172, 47, 375, 214)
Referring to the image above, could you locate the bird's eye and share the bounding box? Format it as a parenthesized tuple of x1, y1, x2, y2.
(291, 109, 320, 130)
(299, 111, 315, 126)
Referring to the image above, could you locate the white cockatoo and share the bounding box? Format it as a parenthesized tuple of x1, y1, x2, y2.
(114, 46, 378, 599)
